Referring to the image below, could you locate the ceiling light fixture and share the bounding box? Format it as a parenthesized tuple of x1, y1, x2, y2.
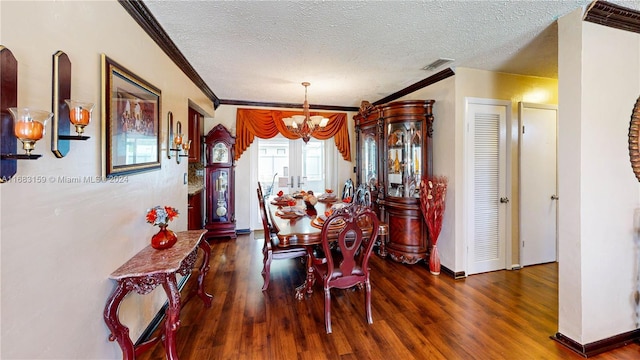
(282, 82, 329, 143)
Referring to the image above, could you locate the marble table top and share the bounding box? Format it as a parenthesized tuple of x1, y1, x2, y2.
(109, 230, 207, 280)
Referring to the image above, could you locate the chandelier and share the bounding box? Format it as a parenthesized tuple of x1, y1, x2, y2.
(282, 82, 329, 143)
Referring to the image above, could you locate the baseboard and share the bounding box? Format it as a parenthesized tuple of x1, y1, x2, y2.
(551, 329, 640, 357)
(135, 273, 191, 346)
(440, 265, 466, 280)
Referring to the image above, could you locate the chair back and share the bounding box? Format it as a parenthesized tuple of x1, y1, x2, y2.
(353, 184, 372, 206)
(320, 204, 379, 287)
(257, 186, 271, 236)
(342, 178, 354, 201)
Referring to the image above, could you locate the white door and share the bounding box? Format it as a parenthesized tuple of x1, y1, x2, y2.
(466, 98, 511, 275)
(519, 102, 558, 266)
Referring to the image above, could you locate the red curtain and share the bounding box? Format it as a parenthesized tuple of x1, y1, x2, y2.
(235, 108, 351, 161)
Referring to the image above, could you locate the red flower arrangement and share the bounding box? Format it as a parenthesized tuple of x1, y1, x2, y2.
(419, 176, 448, 275)
(146, 205, 179, 226)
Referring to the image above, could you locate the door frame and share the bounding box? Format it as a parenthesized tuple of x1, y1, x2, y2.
(464, 97, 513, 275)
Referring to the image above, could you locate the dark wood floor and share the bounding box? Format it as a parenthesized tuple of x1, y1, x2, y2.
(136, 232, 640, 359)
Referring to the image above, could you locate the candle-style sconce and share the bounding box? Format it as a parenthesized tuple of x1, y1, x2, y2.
(167, 113, 189, 164)
(5, 107, 51, 158)
(181, 139, 192, 157)
(52, 51, 92, 158)
(1, 46, 51, 185)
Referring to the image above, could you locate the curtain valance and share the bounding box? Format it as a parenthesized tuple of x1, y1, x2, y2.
(235, 108, 351, 161)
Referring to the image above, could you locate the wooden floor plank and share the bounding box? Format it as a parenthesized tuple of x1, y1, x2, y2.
(134, 233, 640, 360)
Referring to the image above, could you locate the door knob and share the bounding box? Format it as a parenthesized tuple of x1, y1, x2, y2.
(500, 197, 510, 203)
(551, 194, 559, 200)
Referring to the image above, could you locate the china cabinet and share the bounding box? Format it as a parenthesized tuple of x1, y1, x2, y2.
(353, 100, 435, 264)
(204, 124, 236, 240)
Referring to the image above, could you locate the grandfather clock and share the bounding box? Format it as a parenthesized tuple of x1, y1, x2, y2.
(204, 124, 236, 240)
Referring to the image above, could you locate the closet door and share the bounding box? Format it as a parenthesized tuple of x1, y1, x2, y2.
(466, 98, 511, 275)
(519, 102, 558, 266)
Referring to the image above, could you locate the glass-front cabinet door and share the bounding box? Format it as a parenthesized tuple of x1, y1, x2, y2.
(386, 121, 422, 198)
(359, 129, 378, 189)
(209, 168, 230, 223)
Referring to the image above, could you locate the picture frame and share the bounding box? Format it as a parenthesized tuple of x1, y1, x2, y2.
(101, 54, 161, 177)
(630, 96, 640, 182)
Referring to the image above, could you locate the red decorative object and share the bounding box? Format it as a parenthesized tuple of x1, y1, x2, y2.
(419, 176, 448, 275)
(151, 224, 177, 250)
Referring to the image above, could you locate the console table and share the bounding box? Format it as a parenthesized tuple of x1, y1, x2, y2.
(104, 230, 211, 360)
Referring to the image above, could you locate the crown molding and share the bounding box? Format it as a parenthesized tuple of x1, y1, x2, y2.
(119, 0, 220, 109)
(584, 0, 640, 34)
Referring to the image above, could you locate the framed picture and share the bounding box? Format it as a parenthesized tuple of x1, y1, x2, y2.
(101, 54, 161, 177)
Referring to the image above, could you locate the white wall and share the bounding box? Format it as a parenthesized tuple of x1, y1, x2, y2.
(1, 1, 214, 358)
(558, 9, 640, 344)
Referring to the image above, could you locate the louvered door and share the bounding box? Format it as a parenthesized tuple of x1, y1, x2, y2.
(466, 99, 509, 275)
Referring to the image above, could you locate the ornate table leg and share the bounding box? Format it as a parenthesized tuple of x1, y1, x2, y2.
(196, 239, 213, 307)
(295, 246, 316, 300)
(161, 273, 181, 360)
(104, 281, 134, 360)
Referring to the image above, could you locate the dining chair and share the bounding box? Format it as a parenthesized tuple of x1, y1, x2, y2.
(257, 182, 276, 235)
(342, 178, 354, 201)
(312, 203, 379, 333)
(353, 184, 388, 257)
(353, 184, 371, 206)
(257, 187, 307, 291)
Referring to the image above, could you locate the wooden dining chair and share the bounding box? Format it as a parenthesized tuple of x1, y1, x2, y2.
(312, 204, 379, 333)
(257, 187, 307, 291)
(257, 182, 276, 235)
(353, 184, 371, 206)
(353, 184, 389, 257)
(342, 178, 354, 201)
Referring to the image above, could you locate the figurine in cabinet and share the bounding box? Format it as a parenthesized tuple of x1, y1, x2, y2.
(204, 124, 236, 240)
(354, 100, 435, 264)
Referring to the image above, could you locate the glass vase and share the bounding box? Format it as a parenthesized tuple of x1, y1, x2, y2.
(151, 224, 177, 250)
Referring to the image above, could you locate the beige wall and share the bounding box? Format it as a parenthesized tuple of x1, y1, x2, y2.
(558, 9, 640, 344)
(1, 1, 214, 358)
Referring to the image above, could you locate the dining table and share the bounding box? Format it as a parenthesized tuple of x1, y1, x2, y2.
(267, 194, 374, 300)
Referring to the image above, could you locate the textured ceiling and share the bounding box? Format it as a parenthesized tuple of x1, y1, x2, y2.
(143, 0, 640, 108)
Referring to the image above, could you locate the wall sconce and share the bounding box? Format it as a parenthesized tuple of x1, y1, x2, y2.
(64, 100, 94, 136)
(4, 107, 52, 158)
(167, 113, 189, 164)
(51, 51, 92, 158)
(0, 46, 51, 182)
(181, 139, 192, 156)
